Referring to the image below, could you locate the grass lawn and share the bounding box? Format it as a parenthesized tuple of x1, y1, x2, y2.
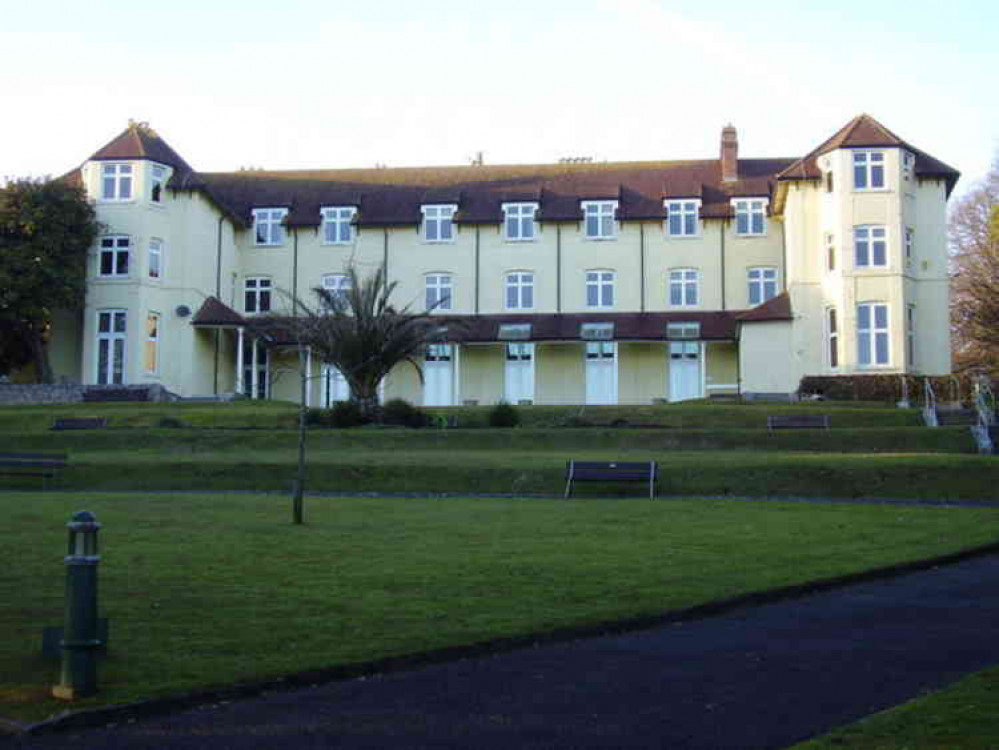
(2, 492, 997, 723)
(792, 664, 999, 749)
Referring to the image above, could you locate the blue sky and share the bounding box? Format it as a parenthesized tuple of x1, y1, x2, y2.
(1, 0, 995, 194)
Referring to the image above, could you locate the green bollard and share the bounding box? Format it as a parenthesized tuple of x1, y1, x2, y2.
(52, 511, 102, 701)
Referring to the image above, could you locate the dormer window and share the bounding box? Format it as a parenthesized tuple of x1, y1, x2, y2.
(422, 204, 457, 243)
(253, 208, 288, 246)
(101, 164, 133, 201)
(503, 203, 538, 241)
(665, 200, 700, 237)
(582, 201, 617, 239)
(321, 206, 356, 245)
(150, 164, 167, 203)
(853, 150, 885, 190)
(732, 199, 767, 236)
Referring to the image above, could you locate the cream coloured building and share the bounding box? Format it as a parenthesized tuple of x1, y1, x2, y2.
(49, 115, 959, 406)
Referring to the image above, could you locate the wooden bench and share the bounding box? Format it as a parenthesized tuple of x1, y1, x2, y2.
(0, 452, 68, 488)
(564, 460, 658, 500)
(766, 415, 830, 431)
(52, 417, 108, 431)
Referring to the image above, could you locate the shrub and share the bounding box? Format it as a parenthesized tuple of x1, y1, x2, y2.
(488, 401, 520, 428)
(329, 400, 366, 428)
(381, 398, 429, 428)
(304, 408, 330, 427)
(156, 416, 187, 429)
(798, 374, 974, 405)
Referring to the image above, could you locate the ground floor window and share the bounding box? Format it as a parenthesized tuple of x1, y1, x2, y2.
(144, 312, 160, 374)
(857, 302, 890, 366)
(242, 343, 269, 399)
(585, 341, 617, 404)
(96, 309, 127, 384)
(668, 341, 701, 402)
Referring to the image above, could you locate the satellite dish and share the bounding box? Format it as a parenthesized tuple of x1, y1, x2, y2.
(176, 305, 191, 318)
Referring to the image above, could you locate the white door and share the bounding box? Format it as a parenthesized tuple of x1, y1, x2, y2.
(320, 364, 350, 407)
(669, 342, 701, 402)
(504, 343, 534, 404)
(585, 342, 617, 405)
(423, 344, 454, 406)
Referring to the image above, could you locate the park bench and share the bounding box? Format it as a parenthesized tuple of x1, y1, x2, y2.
(766, 414, 830, 431)
(52, 417, 108, 431)
(0, 452, 68, 488)
(564, 460, 658, 500)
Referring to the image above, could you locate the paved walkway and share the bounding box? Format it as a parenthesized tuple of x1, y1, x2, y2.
(11, 555, 999, 749)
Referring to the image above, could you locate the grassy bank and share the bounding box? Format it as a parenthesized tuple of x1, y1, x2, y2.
(793, 665, 999, 749)
(2, 492, 998, 722)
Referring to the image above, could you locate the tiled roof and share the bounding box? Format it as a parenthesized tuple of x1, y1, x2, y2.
(735, 292, 793, 322)
(89, 122, 196, 184)
(776, 114, 959, 194)
(182, 158, 792, 229)
(191, 296, 245, 327)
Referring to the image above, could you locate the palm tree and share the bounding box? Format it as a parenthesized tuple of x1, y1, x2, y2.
(294, 264, 449, 421)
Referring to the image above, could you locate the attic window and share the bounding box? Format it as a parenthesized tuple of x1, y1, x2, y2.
(580, 322, 614, 340)
(252, 208, 288, 246)
(582, 201, 618, 239)
(151, 164, 167, 203)
(665, 200, 700, 236)
(853, 150, 885, 190)
(101, 164, 133, 201)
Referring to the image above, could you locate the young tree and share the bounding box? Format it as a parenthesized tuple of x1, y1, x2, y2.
(274, 264, 453, 523)
(950, 156, 999, 377)
(290, 264, 450, 420)
(0, 178, 99, 381)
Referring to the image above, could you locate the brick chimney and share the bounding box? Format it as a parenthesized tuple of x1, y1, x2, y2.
(721, 124, 738, 182)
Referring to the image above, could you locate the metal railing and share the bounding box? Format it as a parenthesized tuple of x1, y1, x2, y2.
(922, 377, 938, 427)
(970, 377, 995, 454)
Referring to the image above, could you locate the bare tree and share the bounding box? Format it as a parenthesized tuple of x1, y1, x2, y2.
(951, 155, 999, 377)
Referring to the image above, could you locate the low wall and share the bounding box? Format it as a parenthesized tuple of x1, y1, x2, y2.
(0, 384, 175, 405)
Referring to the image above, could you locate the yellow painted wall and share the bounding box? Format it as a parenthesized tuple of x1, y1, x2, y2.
(536, 343, 585, 404)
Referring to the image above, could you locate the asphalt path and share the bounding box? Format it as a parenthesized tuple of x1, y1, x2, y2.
(11, 554, 999, 750)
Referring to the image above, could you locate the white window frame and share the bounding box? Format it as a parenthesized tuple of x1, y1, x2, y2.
(853, 150, 886, 190)
(244, 277, 272, 314)
(854, 225, 888, 269)
(857, 302, 890, 367)
(96, 309, 127, 385)
(101, 163, 133, 201)
(148, 238, 163, 280)
(505, 271, 535, 310)
(425, 273, 453, 311)
(825, 233, 836, 272)
(826, 307, 839, 370)
(252, 208, 288, 246)
(668, 268, 699, 308)
(582, 200, 618, 240)
(585, 270, 615, 308)
(422, 204, 457, 243)
(320, 273, 351, 312)
(665, 199, 701, 237)
(502, 202, 538, 242)
(150, 164, 167, 203)
(99, 235, 131, 278)
(145, 312, 160, 375)
(666, 322, 700, 340)
(904, 227, 914, 267)
(732, 198, 768, 236)
(747, 267, 778, 306)
(321, 206, 356, 245)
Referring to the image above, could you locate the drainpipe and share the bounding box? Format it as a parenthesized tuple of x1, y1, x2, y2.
(292, 227, 299, 316)
(213, 215, 225, 395)
(556, 224, 562, 313)
(639, 223, 646, 312)
(720, 220, 726, 310)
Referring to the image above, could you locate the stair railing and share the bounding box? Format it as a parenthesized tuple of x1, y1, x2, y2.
(969, 377, 995, 454)
(948, 375, 962, 406)
(922, 378, 938, 427)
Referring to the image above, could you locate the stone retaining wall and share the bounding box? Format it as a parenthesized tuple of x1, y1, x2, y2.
(0, 384, 176, 405)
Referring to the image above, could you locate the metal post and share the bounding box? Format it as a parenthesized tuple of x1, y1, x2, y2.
(235, 326, 245, 395)
(53, 511, 102, 700)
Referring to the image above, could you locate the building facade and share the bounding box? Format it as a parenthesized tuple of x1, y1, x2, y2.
(48, 115, 958, 406)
